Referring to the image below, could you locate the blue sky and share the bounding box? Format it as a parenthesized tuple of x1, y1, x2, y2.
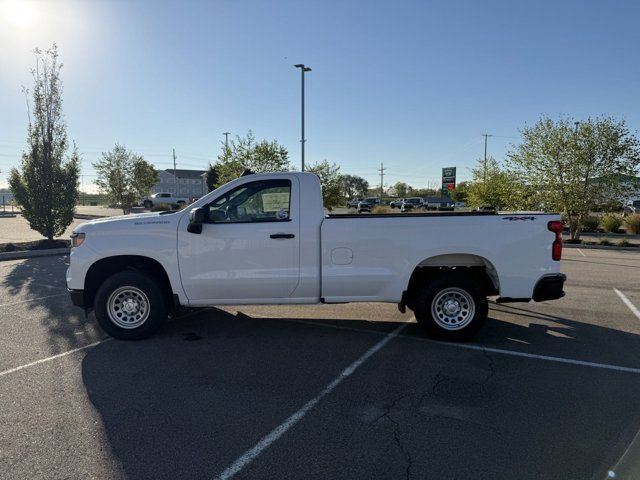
(1, 0, 639, 192)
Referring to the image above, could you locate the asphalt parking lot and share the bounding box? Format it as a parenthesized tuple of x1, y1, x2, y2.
(1, 249, 640, 479)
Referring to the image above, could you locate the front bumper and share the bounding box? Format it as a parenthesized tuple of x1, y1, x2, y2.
(533, 273, 566, 302)
(68, 289, 85, 308)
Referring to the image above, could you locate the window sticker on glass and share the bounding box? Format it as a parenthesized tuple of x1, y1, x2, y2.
(261, 192, 290, 212)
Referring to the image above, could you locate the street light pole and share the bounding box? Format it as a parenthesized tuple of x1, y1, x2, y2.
(294, 64, 311, 171)
(223, 132, 230, 150)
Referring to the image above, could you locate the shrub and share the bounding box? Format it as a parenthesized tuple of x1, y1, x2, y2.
(151, 204, 170, 212)
(598, 238, 612, 246)
(617, 239, 631, 247)
(372, 205, 393, 214)
(624, 214, 640, 234)
(601, 214, 622, 233)
(580, 216, 600, 232)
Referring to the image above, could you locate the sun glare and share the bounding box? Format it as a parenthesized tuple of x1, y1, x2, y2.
(2, 0, 38, 28)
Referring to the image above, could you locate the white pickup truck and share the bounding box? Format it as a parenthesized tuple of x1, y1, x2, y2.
(67, 172, 566, 340)
(142, 192, 190, 209)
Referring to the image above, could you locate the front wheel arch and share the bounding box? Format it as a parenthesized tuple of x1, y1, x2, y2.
(84, 255, 175, 311)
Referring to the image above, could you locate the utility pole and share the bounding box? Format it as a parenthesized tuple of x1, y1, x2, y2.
(378, 162, 386, 201)
(172, 148, 177, 194)
(482, 134, 493, 182)
(223, 132, 230, 150)
(294, 64, 312, 171)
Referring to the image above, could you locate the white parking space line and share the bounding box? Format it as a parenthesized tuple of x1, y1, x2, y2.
(0, 339, 111, 378)
(0, 292, 67, 308)
(442, 342, 640, 374)
(274, 317, 640, 375)
(577, 248, 586, 257)
(615, 288, 640, 321)
(215, 322, 408, 480)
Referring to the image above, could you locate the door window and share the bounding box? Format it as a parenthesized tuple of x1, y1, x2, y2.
(206, 179, 291, 223)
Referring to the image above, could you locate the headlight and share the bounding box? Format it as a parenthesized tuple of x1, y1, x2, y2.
(71, 232, 85, 248)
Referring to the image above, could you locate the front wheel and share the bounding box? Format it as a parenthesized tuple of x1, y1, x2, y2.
(143, 200, 152, 209)
(413, 272, 488, 341)
(94, 271, 168, 340)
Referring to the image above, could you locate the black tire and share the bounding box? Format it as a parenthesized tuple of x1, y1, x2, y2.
(413, 271, 488, 341)
(143, 200, 152, 209)
(94, 271, 168, 340)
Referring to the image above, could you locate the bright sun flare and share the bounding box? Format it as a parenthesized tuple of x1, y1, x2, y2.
(2, 0, 38, 28)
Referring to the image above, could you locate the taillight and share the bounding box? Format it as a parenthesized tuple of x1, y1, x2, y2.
(547, 221, 562, 261)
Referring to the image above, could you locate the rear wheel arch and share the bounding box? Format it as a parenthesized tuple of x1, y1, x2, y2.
(84, 255, 175, 310)
(403, 254, 499, 310)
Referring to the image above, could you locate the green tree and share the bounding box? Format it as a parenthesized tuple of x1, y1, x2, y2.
(9, 45, 80, 241)
(508, 116, 640, 240)
(465, 157, 535, 211)
(341, 174, 369, 198)
(307, 160, 343, 211)
(131, 158, 158, 201)
(93, 144, 156, 214)
(215, 131, 290, 187)
(450, 181, 470, 203)
(391, 182, 409, 198)
(204, 163, 219, 192)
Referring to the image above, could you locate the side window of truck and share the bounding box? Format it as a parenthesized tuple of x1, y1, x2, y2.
(206, 179, 291, 223)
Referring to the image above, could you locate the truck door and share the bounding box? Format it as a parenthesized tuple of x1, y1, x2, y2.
(177, 176, 300, 301)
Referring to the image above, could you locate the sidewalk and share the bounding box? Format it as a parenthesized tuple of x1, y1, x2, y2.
(0, 207, 122, 244)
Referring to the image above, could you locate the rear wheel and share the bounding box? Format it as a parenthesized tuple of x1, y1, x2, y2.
(413, 272, 488, 341)
(94, 271, 167, 340)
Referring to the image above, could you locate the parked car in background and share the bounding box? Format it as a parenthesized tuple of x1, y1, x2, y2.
(400, 197, 424, 212)
(357, 197, 382, 213)
(438, 202, 455, 211)
(346, 198, 362, 209)
(476, 205, 497, 213)
(143, 192, 190, 209)
(623, 199, 640, 215)
(389, 198, 405, 208)
(455, 202, 467, 208)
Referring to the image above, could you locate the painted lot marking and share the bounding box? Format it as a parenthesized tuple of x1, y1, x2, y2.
(0, 292, 66, 308)
(577, 248, 586, 257)
(0, 339, 111, 378)
(0, 308, 208, 378)
(215, 323, 408, 480)
(615, 288, 640, 321)
(275, 317, 640, 375)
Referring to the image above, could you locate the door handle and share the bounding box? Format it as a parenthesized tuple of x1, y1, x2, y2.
(270, 233, 295, 239)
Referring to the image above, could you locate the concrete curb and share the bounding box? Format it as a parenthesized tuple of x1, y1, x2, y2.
(564, 243, 640, 252)
(0, 248, 69, 261)
(74, 214, 107, 220)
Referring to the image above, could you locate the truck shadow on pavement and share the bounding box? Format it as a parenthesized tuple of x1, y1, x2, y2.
(79, 307, 640, 480)
(1, 255, 104, 355)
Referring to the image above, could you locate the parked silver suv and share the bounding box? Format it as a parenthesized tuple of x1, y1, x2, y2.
(624, 200, 640, 215)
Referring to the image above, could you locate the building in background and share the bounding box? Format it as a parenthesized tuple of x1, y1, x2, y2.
(152, 169, 207, 199)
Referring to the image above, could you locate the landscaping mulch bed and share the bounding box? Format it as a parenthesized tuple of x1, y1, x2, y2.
(0, 239, 70, 253)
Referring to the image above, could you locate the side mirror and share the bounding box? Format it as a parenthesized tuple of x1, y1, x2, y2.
(187, 207, 204, 234)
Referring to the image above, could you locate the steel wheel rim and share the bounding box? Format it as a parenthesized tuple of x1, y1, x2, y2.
(431, 287, 475, 330)
(107, 286, 150, 329)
